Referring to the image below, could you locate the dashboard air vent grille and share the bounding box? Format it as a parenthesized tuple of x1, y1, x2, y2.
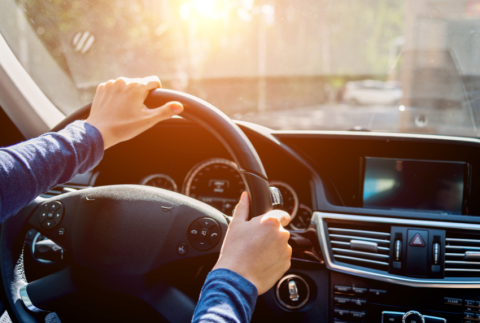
(327, 224, 391, 270)
(445, 231, 480, 277)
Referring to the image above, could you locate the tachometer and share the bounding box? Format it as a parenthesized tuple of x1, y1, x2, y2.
(269, 181, 299, 218)
(184, 158, 245, 215)
(290, 204, 312, 230)
(140, 174, 178, 192)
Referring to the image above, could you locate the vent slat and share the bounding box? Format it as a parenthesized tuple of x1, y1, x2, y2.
(328, 225, 391, 271)
(328, 234, 390, 245)
(328, 228, 390, 238)
(446, 261, 480, 265)
(446, 245, 480, 251)
(331, 240, 390, 251)
(446, 238, 480, 244)
(445, 232, 480, 277)
(333, 255, 389, 266)
(332, 248, 389, 260)
(445, 268, 480, 272)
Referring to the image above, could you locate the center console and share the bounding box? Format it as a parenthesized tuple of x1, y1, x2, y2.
(312, 212, 480, 323)
(330, 271, 478, 322)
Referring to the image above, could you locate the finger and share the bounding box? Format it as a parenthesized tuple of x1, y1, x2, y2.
(141, 75, 162, 91)
(150, 102, 184, 121)
(232, 191, 250, 223)
(262, 210, 291, 227)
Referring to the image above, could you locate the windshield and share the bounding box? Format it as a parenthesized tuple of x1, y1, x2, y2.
(1, 0, 479, 137)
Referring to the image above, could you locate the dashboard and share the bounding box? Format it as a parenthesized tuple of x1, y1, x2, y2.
(92, 119, 315, 231)
(26, 118, 480, 323)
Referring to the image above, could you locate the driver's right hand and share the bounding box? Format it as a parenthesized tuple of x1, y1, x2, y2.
(212, 191, 292, 295)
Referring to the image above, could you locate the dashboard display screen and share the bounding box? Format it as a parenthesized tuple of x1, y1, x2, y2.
(363, 157, 465, 214)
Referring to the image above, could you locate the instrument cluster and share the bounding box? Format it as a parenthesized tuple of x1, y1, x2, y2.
(139, 157, 313, 230)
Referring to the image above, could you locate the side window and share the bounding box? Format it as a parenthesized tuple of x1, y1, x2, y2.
(0, 107, 25, 147)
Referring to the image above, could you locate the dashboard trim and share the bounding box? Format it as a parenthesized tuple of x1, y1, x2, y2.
(313, 211, 480, 288)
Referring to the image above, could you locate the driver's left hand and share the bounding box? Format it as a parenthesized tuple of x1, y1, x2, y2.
(85, 76, 184, 149)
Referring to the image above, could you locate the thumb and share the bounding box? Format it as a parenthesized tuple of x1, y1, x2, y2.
(232, 191, 250, 223)
(152, 101, 184, 121)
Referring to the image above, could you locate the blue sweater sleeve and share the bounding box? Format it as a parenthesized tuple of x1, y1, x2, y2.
(192, 269, 258, 323)
(0, 121, 104, 222)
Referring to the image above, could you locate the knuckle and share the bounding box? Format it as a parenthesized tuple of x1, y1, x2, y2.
(286, 244, 293, 256)
(281, 230, 291, 241)
(263, 218, 280, 229)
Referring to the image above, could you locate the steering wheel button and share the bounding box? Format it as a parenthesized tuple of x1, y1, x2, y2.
(53, 208, 64, 225)
(177, 243, 188, 255)
(192, 238, 211, 250)
(49, 202, 62, 211)
(200, 228, 209, 238)
(208, 226, 220, 245)
(197, 218, 217, 229)
(39, 212, 48, 223)
(41, 220, 55, 230)
(58, 228, 66, 236)
(188, 221, 202, 241)
(47, 212, 54, 220)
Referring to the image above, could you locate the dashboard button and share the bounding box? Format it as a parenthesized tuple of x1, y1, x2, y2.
(369, 289, 386, 297)
(334, 286, 352, 294)
(383, 312, 403, 323)
(352, 287, 367, 295)
(351, 298, 367, 307)
(334, 297, 350, 306)
(464, 312, 475, 319)
(334, 309, 349, 319)
(197, 218, 217, 229)
(444, 297, 462, 306)
(350, 311, 365, 319)
(465, 299, 475, 307)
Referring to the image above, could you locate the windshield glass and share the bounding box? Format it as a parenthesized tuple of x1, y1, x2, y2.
(1, 0, 479, 137)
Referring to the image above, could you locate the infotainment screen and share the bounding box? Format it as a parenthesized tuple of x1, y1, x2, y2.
(362, 157, 466, 215)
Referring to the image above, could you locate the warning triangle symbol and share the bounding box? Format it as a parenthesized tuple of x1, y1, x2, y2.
(409, 233, 426, 247)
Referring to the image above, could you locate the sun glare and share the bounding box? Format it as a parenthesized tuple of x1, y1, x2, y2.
(180, 0, 230, 20)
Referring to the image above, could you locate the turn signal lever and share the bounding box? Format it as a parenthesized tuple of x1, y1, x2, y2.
(34, 239, 63, 262)
(269, 186, 284, 209)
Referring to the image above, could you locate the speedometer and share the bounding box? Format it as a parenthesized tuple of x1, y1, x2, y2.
(140, 174, 178, 192)
(184, 158, 245, 215)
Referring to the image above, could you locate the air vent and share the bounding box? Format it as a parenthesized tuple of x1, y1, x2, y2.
(327, 224, 391, 270)
(445, 231, 480, 277)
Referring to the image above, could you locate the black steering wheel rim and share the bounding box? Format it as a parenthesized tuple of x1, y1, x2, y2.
(1, 89, 272, 323)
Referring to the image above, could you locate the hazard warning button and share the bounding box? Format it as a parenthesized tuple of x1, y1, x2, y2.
(409, 233, 426, 247)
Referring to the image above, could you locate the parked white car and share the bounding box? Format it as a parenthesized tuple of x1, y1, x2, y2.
(343, 80, 403, 105)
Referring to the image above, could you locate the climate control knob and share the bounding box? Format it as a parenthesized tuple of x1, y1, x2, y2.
(403, 311, 425, 323)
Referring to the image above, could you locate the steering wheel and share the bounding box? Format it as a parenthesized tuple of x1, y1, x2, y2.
(0, 89, 273, 323)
